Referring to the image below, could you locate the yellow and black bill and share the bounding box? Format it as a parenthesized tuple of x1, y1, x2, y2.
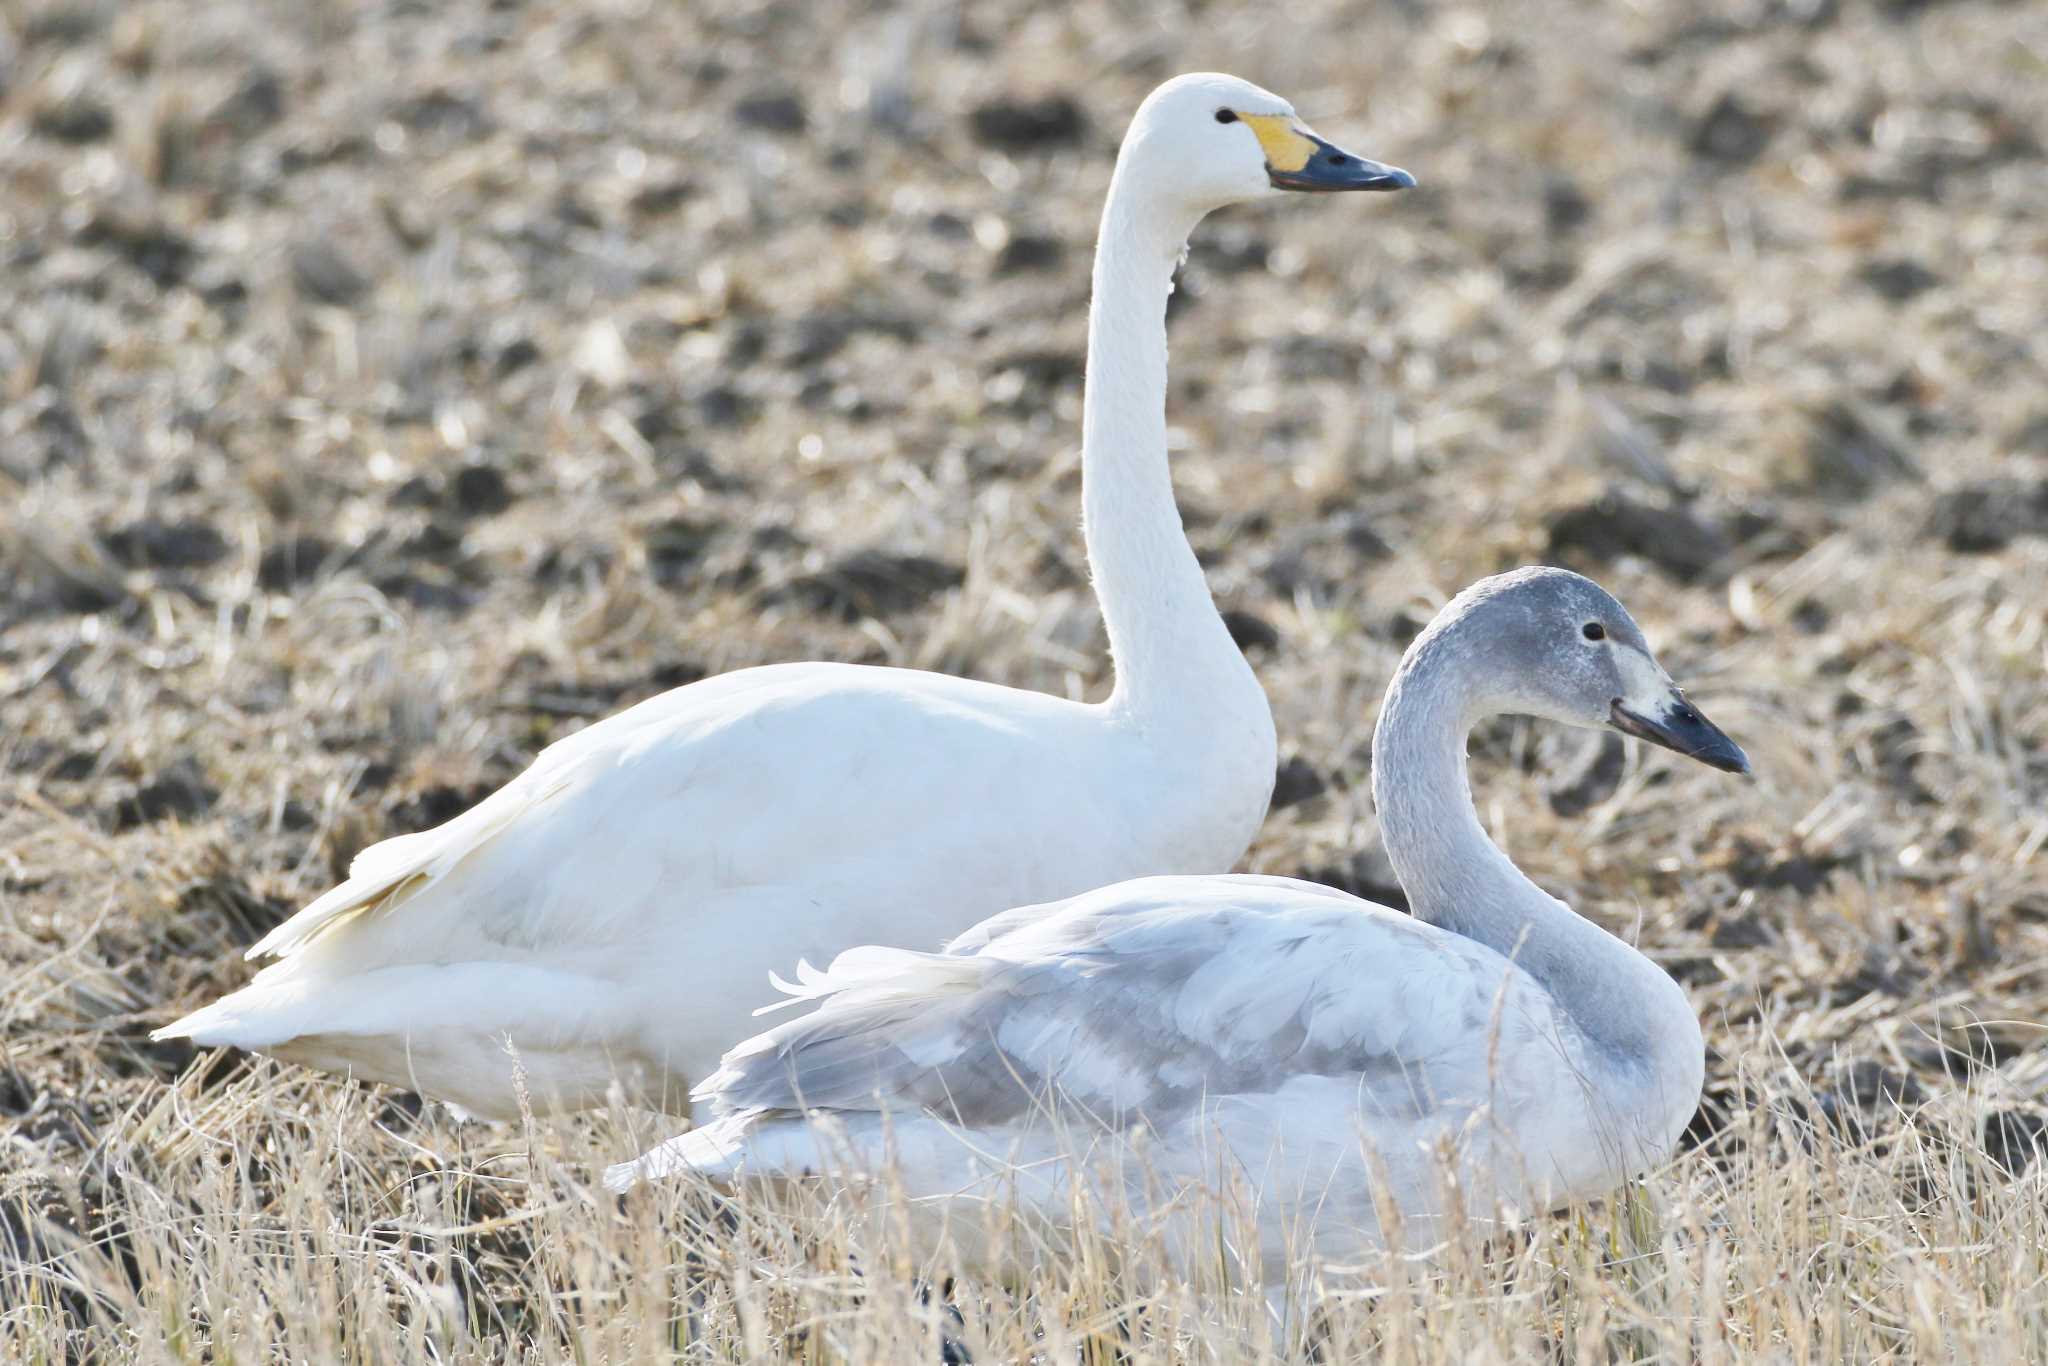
(1237, 112, 1415, 193)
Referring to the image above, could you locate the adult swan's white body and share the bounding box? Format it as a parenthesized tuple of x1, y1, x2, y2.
(612, 570, 1752, 1280)
(155, 74, 1415, 1118)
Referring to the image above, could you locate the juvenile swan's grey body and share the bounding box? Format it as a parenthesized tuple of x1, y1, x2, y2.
(611, 569, 1751, 1279)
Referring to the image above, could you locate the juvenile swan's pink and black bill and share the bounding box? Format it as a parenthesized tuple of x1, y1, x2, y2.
(1611, 694, 1751, 775)
(1236, 113, 1416, 192)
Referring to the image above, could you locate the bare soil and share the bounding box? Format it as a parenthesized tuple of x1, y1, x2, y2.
(3, 0, 2046, 1358)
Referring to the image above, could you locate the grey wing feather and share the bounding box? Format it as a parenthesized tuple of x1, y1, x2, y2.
(700, 878, 1518, 1133)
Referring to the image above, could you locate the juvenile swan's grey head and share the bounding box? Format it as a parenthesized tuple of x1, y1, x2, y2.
(1403, 567, 1750, 774)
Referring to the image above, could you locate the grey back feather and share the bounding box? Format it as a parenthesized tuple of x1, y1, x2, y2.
(699, 875, 1554, 1132)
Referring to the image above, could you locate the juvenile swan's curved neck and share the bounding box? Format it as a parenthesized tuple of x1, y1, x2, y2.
(1370, 623, 1696, 1072)
(1082, 162, 1261, 733)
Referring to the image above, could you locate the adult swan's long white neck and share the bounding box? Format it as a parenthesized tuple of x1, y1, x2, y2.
(1086, 117, 1252, 726)
(154, 73, 1415, 1119)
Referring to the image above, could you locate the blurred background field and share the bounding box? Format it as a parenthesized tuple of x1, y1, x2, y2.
(3, 0, 2046, 1358)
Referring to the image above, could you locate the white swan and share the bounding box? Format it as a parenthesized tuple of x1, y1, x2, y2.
(154, 73, 1416, 1119)
(609, 569, 1751, 1285)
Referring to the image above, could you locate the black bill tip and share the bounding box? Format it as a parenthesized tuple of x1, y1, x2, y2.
(1269, 135, 1416, 193)
(1610, 696, 1751, 776)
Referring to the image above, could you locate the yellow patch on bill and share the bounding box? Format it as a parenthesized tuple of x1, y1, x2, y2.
(1239, 114, 1318, 174)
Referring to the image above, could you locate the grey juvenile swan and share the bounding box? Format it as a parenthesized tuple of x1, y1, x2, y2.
(611, 568, 1751, 1289)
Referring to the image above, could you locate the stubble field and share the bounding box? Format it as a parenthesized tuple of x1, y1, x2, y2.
(3, 0, 2047, 1359)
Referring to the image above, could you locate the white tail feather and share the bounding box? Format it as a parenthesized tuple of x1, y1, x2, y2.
(605, 1116, 754, 1191)
(244, 773, 570, 961)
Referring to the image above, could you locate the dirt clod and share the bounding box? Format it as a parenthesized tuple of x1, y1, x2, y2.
(1923, 480, 2048, 553)
(774, 551, 965, 622)
(995, 233, 1064, 274)
(1860, 258, 1940, 302)
(1297, 848, 1408, 914)
(1547, 732, 1627, 816)
(104, 518, 228, 571)
(1800, 400, 1920, 500)
(1546, 488, 1732, 583)
(452, 464, 515, 518)
(969, 94, 1085, 151)
(1690, 91, 1774, 165)
(1271, 756, 1326, 811)
(734, 89, 807, 135)
(1982, 1110, 2048, 1175)
(1813, 1062, 1926, 1135)
(291, 241, 370, 306)
(112, 759, 217, 830)
(32, 88, 114, 143)
(257, 535, 340, 590)
(1221, 608, 1279, 654)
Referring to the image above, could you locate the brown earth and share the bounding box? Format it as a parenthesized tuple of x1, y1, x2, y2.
(3, 0, 2046, 1358)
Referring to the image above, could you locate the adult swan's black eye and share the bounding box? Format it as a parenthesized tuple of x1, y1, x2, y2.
(1214, 109, 1238, 124)
(1583, 622, 1606, 641)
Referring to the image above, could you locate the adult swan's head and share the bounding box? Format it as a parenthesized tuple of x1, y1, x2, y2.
(1115, 72, 1415, 217)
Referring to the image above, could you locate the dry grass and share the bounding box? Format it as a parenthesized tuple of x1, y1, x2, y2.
(8, 1060, 2048, 1361)
(3, 0, 2045, 1359)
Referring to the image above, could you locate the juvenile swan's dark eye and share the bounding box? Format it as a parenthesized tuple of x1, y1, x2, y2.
(1582, 622, 1606, 641)
(1214, 109, 1238, 124)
